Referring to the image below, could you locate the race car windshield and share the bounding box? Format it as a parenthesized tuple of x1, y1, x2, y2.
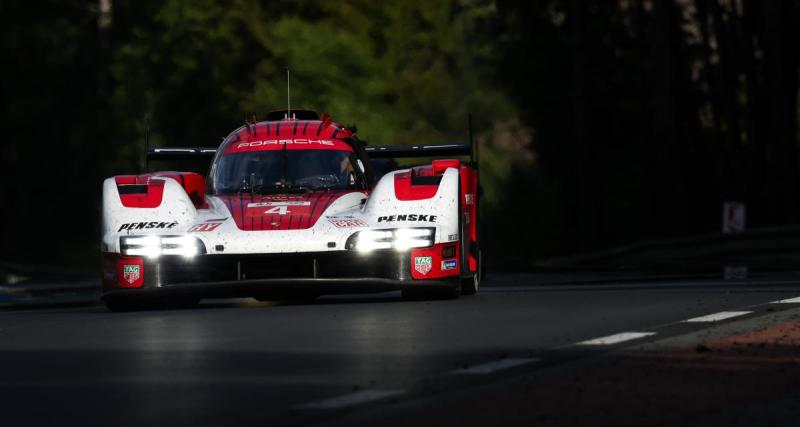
(211, 149, 367, 195)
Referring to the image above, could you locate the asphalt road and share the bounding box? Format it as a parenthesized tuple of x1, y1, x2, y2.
(2, 273, 800, 426)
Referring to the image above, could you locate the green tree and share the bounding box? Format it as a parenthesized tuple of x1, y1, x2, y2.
(111, 0, 532, 225)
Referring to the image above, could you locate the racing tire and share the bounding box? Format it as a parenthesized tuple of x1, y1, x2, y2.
(461, 249, 481, 296)
(104, 300, 151, 312)
(401, 286, 460, 301)
(459, 196, 480, 295)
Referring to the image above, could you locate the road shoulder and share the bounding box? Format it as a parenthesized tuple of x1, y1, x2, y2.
(330, 307, 800, 427)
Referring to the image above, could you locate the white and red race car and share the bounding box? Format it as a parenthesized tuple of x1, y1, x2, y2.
(101, 110, 481, 310)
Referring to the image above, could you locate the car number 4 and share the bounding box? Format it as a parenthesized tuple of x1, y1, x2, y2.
(265, 206, 290, 215)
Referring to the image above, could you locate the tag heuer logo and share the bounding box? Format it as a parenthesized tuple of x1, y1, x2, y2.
(123, 265, 140, 284)
(414, 256, 432, 275)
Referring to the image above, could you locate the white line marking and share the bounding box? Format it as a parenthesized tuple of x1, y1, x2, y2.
(683, 311, 752, 323)
(772, 296, 800, 304)
(294, 389, 404, 410)
(450, 357, 538, 375)
(578, 332, 656, 345)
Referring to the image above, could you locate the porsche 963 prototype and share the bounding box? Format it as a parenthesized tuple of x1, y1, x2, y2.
(101, 110, 481, 310)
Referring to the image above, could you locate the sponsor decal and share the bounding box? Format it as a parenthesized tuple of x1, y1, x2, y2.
(441, 259, 458, 271)
(448, 234, 459, 241)
(465, 194, 475, 206)
(414, 256, 433, 275)
(329, 218, 368, 228)
(188, 222, 224, 232)
(247, 201, 312, 216)
(235, 139, 334, 149)
(123, 264, 140, 284)
(247, 201, 312, 207)
(118, 221, 178, 232)
(377, 214, 437, 223)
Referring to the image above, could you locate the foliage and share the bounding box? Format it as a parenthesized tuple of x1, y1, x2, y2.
(2, 0, 799, 267)
(0, 0, 532, 265)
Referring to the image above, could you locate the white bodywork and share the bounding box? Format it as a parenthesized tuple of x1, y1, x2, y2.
(102, 168, 460, 255)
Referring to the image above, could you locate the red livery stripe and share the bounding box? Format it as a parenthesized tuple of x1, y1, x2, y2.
(216, 190, 354, 231)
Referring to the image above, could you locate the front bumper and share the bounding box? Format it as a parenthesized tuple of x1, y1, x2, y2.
(102, 250, 459, 300)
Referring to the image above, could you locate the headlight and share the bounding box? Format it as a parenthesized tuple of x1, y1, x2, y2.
(346, 228, 435, 252)
(120, 235, 206, 258)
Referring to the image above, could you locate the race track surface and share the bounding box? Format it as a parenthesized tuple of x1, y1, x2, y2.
(2, 273, 800, 426)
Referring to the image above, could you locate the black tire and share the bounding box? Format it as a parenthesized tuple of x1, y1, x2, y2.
(104, 300, 150, 312)
(401, 286, 460, 301)
(459, 192, 480, 295)
(461, 248, 481, 296)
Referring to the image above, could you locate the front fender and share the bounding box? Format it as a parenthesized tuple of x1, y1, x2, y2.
(362, 168, 460, 245)
(101, 177, 198, 252)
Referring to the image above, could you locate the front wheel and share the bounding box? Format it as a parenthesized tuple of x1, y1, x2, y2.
(402, 286, 460, 301)
(104, 300, 151, 312)
(461, 249, 481, 296)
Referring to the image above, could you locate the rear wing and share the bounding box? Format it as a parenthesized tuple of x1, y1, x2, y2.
(364, 115, 478, 167)
(146, 144, 470, 160)
(145, 144, 473, 172)
(364, 143, 470, 159)
(142, 117, 219, 170)
(144, 147, 217, 174)
(146, 147, 218, 161)
(144, 115, 478, 168)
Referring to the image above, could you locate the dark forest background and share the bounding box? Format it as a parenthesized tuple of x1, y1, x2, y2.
(1, 0, 799, 271)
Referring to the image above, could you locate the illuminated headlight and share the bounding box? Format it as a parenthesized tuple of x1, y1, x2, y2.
(347, 228, 435, 252)
(352, 229, 394, 251)
(120, 235, 206, 258)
